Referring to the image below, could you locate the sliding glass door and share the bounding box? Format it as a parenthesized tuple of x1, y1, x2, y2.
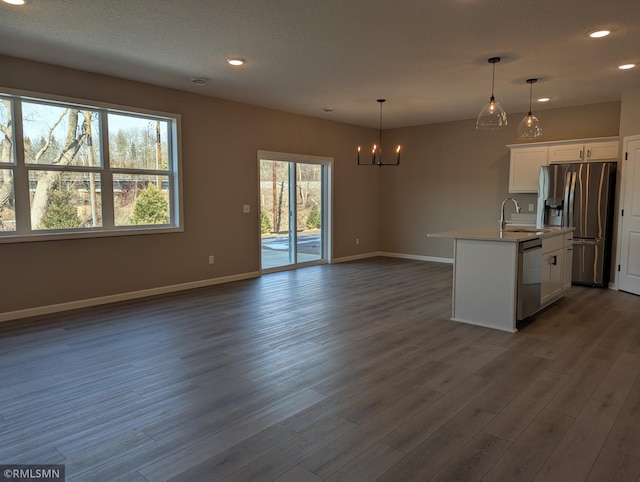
(258, 151, 331, 271)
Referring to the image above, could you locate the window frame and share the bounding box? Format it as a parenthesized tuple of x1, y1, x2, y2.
(0, 88, 183, 243)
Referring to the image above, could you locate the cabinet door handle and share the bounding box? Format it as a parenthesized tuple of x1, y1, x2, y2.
(552, 255, 558, 266)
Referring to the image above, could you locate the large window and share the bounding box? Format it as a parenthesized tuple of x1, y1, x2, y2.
(0, 91, 181, 241)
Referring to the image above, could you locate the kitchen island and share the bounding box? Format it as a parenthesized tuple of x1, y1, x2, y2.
(430, 226, 574, 332)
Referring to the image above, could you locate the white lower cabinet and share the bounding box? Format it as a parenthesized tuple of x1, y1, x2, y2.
(541, 234, 564, 305)
(541, 249, 563, 305)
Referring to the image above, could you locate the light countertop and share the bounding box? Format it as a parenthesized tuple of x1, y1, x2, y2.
(428, 225, 574, 242)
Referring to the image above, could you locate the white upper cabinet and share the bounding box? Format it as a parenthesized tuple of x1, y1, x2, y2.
(508, 137, 619, 193)
(509, 146, 548, 193)
(585, 141, 619, 160)
(547, 144, 584, 163)
(548, 140, 620, 163)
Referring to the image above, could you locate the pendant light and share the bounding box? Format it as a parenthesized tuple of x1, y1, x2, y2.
(357, 99, 400, 167)
(476, 57, 508, 130)
(517, 78, 543, 138)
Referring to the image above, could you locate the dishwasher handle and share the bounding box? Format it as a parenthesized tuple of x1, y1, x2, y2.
(520, 238, 542, 252)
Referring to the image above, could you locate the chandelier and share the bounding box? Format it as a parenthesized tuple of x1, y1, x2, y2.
(357, 99, 400, 167)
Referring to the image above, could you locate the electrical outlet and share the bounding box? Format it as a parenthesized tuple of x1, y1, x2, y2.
(529, 203, 534, 212)
(243, 204, 250, 213)
(208, 255, 214, 264)
(356, 238, 360, 245)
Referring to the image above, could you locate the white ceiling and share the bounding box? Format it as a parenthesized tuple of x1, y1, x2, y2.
(1, 0, 639, 128)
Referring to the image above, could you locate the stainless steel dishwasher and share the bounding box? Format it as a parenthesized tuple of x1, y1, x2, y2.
(517, 238, 542, 321)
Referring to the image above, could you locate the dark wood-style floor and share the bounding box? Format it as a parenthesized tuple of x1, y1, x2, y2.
(1, 257, 640, 481)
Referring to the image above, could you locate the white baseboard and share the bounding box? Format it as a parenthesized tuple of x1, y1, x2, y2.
(333, 251, 453, 264)
(2, 252, 453, 323)
(331, 252, 381, 263)
(379, 252, 454, 264)
(0, 271, 261, 323)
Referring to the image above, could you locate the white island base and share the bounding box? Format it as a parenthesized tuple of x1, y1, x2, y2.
(453, 239, 519, 332)
(430, 226, 574, 333)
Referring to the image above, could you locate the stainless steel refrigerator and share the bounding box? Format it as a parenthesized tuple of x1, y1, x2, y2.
(537, 161, 616, 287)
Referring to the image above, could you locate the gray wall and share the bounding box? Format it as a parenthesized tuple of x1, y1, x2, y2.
(620, 85, 640, 138)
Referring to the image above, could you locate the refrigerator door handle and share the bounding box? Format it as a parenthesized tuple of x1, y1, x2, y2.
(563, 170, 575, 227)
(568, 171, 576, 228)
(562, 171, 570, 227)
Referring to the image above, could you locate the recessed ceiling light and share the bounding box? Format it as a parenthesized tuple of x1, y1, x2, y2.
(588, 29, 611, 38)
(226, 58, 246, 66)
(322, 107, 334, 113)
(191, 77, 208, 86)
(2, 0, 26, 5)
(537, 97, 551, 103)
(618, 63, 636, 70)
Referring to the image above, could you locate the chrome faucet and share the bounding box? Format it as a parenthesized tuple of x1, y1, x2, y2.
(500, 198, 521, 231)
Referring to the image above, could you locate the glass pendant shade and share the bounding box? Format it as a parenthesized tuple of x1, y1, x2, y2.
(518, 112, 542, 138)
(476, 57, 507, 130)
(476, 96, 508, 129)
(517, 78, 543, 138)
